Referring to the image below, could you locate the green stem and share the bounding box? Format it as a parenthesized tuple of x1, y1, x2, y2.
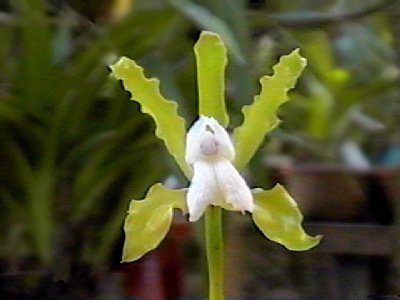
(205, 206, 224, 300)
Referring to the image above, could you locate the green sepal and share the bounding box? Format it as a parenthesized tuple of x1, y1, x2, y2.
(122, 184, 187, 262)
(194, 31, 229, 126)
(110, 57, 191, 178)
(252, 184, 321, 251)
(233, 49, 306, 170)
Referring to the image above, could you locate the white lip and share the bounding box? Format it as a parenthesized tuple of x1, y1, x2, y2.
(185, 116, 254, 221)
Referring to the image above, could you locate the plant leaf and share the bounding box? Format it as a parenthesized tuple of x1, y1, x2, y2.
(17, 0, 52, 106)
(194, 31, 229, 126)
(122, 184, 187, 262)
(110, 57, 191, 177)
(252, 184, 321, 251)
(233, 49, 306, 170)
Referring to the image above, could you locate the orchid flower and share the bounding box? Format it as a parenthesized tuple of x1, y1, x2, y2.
(110, 31, 321, 298)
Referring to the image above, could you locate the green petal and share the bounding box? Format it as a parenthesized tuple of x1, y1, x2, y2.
(233, 49, 306, 170)
(252, 184, 321, 251)
(122, 184, 187, 262)
(110, 57, 191, 178)
(194, 31, 229, 126)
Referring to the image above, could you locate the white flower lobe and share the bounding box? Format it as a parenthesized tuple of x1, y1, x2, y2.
(185, 116, 254, 221)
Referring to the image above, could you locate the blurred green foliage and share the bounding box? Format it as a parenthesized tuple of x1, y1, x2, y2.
(248, 0, 399, 165)
(0, 0, 183, 272)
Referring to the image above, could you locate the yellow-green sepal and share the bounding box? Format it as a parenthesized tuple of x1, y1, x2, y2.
(194, 31, 229, 126)
(110, 57, 191, 178)
(252, 184, 321, 251)
(122, 184, 187, 262)
(234, 49, 307, 170)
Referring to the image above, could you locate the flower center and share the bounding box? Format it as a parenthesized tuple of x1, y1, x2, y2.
(200, 137, 219, 156)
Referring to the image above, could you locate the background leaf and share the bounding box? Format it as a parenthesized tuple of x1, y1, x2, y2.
(0, 2, 182, 268)
(252, 185, 321, 251)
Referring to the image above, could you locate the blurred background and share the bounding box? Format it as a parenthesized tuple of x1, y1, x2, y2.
(1, 0, 400, 299)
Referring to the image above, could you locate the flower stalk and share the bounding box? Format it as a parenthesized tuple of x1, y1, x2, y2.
(205, 206, 224, 300)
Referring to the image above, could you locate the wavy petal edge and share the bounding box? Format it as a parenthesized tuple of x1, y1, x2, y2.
(110, 57, 191, 178)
